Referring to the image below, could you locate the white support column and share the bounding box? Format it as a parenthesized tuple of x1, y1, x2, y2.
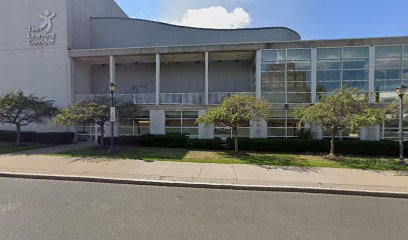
(255, 50, 262, 99)
(155, 53, 160, 105)
(149, 110, 165, 135)
(311, 48, 317, 104)
(109, 56, 116, 84)
(368, 46, 375, 103)
(205, 52, 209, 105)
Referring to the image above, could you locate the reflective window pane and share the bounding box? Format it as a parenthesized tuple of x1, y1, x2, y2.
(317, 60, 341, 70)
(343, 47, 369, 58)
(375, 69, 401, 80)
(287, 93, 311, 103)
(342, 81, 369, 91)
(287, 82, 311, 92)
(287, 49, 311, 60)
(316, 82, 341, 92)
(182, 111, 198, 119)
(267, 120, 286, 127)
(287, 61, 311, 70)
(270, 111, 286, 118)
(165, 111, 181, 118)
(317, 70, 341, 81)
(343, 59, 369, 69)
(262, 72, 285, 82)
(166, 119, 181, 127)
(375, 59, 401, 68)
(342, 70, 368, 80)
(262, 50, 286, 61)
(375, 80, 402, 92)
(287, 71, 311, 81)
(262, 92, 285, 103)
(317, 48, 342, 59)
(262, 62, 285, 71)
(375, 46, 402, 58)
(262, 82, 285, 91)
(267, 128, 286, 137)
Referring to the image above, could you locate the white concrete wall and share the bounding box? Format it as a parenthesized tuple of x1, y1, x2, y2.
(209, 61, 251, 92)
(67, 0, 127, 49)
(250, 120, 267, 138)
(149, 110, 165, 135)
(360, 125, 380, 141)
(91, 64, 156, 94)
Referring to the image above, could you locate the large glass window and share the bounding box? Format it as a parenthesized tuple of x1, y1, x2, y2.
(374, 45, 404, 103)
(267, 110, 305, 138)
(261, 49, 312, 105)
(316, 46, 369, 98)
(118, 111, 150, 136)
(165, 111, 199, 137)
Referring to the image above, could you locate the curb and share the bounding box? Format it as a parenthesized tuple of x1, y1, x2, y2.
(0, 172, 407, 199)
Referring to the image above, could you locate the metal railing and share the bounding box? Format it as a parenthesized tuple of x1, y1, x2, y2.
(75, 92, 255, 105)
(208, 92, 255, 105)
(160, 93, 204, 105)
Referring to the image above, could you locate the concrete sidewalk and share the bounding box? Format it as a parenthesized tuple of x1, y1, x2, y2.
(0, 148, 407, 194)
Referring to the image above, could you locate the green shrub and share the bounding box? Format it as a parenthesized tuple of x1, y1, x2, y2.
(185, 138, 223, 150)
(118, 136, 143, 145)
(36, 132, 74, 144)
(226, 138, 402, 156)
(140, 134, 187, 148)
(0, 130, 36, 142)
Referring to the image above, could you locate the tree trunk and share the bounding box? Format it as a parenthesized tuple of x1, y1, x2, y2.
(234, 126, 239, 152)
(330, 132, 335, 156)
(100, 124, 105, 147)
(16, 124, 21, 146)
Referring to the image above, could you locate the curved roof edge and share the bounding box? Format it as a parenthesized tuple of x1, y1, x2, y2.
(90, 17, 301, 39)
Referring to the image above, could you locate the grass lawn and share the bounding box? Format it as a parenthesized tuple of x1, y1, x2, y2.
(0, 142, 52, 154)
(56, 145, 408, 171)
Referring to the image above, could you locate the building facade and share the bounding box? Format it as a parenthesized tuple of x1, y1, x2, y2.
(1, 0, 407, 141)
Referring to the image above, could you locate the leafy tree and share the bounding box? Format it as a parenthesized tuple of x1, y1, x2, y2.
(197, 94, 271, 152)
(55, 96, 140, 147)
(0, 91, 58, 145)
(293, 87, 384, 156)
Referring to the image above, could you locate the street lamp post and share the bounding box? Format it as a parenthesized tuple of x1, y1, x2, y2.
(108, 82, 116, 154)
(395, 85, 407, 166)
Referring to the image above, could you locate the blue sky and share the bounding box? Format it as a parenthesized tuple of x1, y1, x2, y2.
(114, 0, 408, 40)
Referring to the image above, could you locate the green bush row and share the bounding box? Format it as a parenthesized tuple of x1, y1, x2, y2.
(0, 131, 74, 144)
(100, 134, 224, 150)
(226, 138, 401, 156)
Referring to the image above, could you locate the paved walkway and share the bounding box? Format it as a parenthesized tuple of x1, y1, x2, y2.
(0, 145, 407, 193)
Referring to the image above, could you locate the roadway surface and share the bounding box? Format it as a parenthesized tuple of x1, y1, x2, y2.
(0, 177, 407, 240)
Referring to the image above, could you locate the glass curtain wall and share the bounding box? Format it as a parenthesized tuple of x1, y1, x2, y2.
(376, 45, 408, 139)
(261, 49, 310, 138)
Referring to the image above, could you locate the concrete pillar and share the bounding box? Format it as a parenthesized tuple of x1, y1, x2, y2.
(155, 53, 160, 105)
(250, 120, 267, 138)
(149, 110, 165, 135)
(360, 125, 380, 141)
(309, 125, 323, 140)
(109, 56, 115, 84)
(204, 52, 209, 105)
(311, 48, 317, 104)
(255, 50, 262, 99)
(198, 110, 214, 139)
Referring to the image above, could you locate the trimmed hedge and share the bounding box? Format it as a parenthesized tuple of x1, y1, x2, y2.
(139, 134, 187, 148)
(35, 132, 74, 144)
(185, 138, 224, 150)
(0, 130, 36, 142)
(0, 130, 74, 144)
(226, 138, 402, 156)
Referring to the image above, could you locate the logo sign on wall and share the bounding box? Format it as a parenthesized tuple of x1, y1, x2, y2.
(27, 9, 56, 45)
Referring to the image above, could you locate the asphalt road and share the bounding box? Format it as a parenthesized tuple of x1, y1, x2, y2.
(0, 178, 407, 240)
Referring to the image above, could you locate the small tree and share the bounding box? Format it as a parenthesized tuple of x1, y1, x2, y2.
(55, 97, 140, 147)
(293, 87, 384, 156)
(197, 94, 271, 152)
(0, 91, 58, 145)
